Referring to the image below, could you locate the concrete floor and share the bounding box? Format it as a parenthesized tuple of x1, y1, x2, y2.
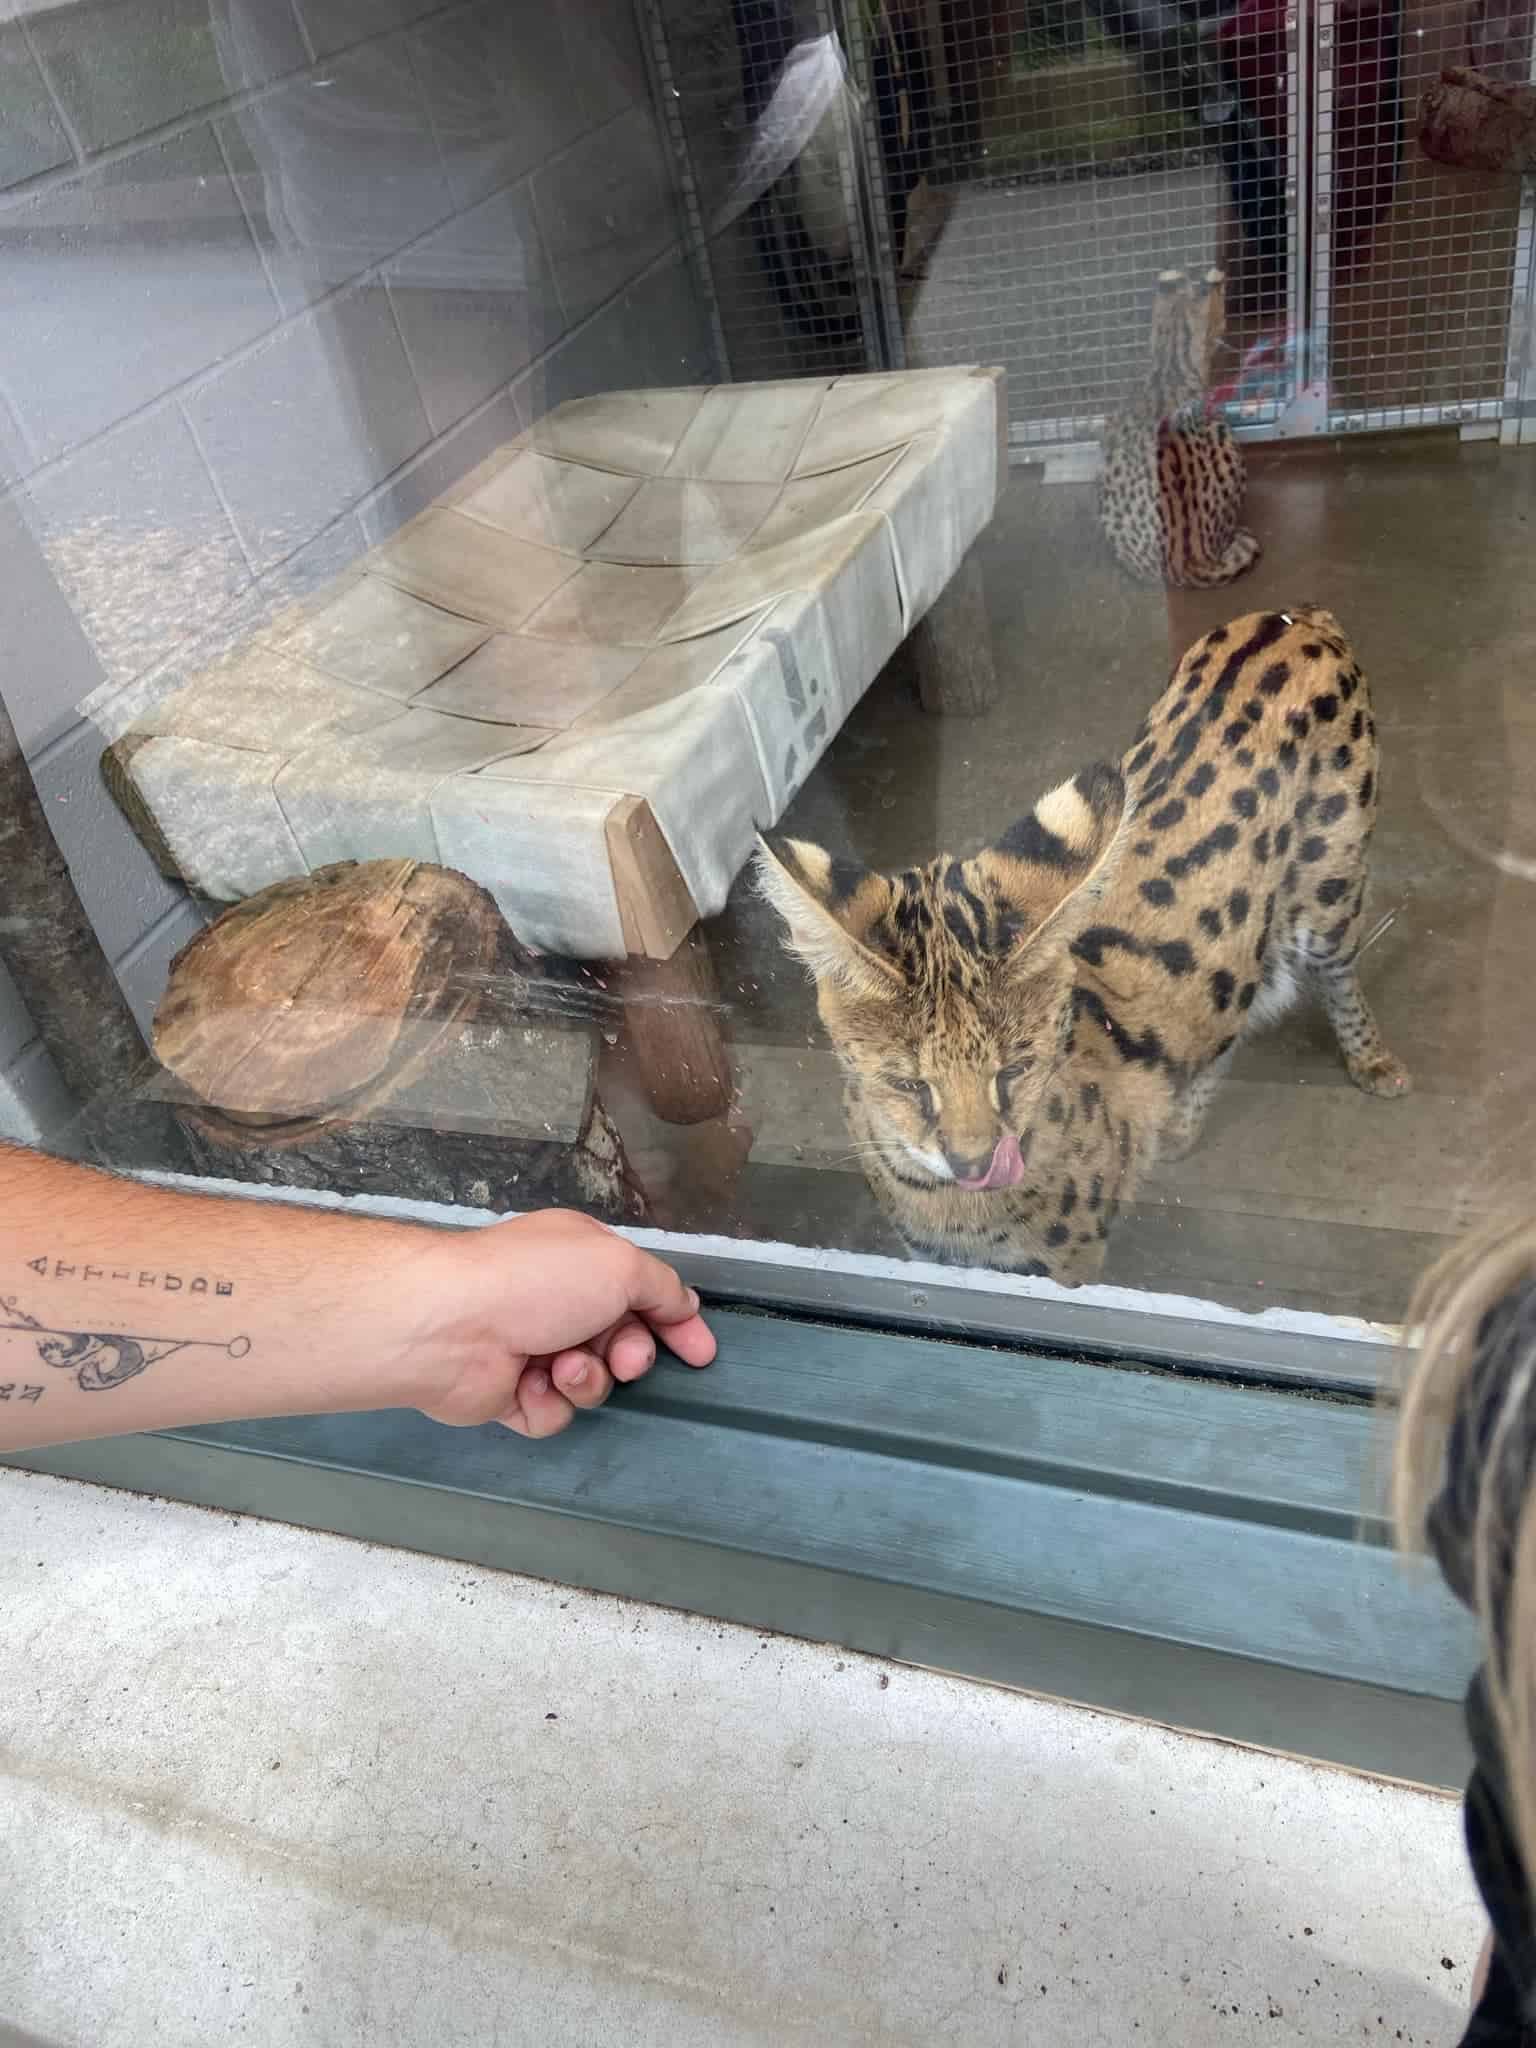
(0, 1467, 1486, 2047)
(615, 432, 1536, 1327)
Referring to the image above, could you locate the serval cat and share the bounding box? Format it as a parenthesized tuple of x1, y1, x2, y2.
(1100, 267, 1260, 588)
(757, 607, 1409, 1285)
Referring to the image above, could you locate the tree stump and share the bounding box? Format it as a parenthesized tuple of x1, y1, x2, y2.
(150, 860, 645, 1221)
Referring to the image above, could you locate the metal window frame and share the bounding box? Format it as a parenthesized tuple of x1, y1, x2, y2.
(3, 1197, 1475, 1789)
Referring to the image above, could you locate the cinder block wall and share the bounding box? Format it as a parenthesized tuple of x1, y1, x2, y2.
(0, 0, 714, 1137)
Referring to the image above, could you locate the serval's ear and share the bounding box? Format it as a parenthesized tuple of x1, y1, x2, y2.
(754, 835, 903, 1001)
(977, 765, 1133, 966)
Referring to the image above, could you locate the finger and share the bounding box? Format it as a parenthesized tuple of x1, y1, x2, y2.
(506, 1364, 576, 1439)
(624, 1255, 717, 1369)
(601, 1315, 657, 1384)
(550, 1346, 615, 1409)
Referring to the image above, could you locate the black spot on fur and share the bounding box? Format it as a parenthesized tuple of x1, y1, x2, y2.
(1046, 1093, 1065, 1123)
(1184, 762, 1217, 799)
(1133, 837, 1155, 856)
(1230, 786, 1258, 819)
(1140, 877, 1176, 907)
(1317, 792, 1348, 824)
(1285, 710, 1310, 738)
(1253, 829, 1271, 863)
(1235, 748, 1255, 769)
(1241, 698, 1263, 722)
(1358, 771, 1374, 809)
(1208, 626, 1228, 645)
(1331, 745, 1352, 773)
(1059, 1179, 1078, 1217)
(1197, 907, 1222, 939)
(1153, 939, 1196, 976)
(1300, 834, 1328, 863)
(1350, 709, 1365, 741)
(1166, 723, 1200, 771)
(1149, 799, 1186, 831)
(1257, 661, 1290, 696)
(1129, 741, 1156, 775)
(1074, 987, 1169, 1070)
(1295, 792, 1315, 824)
(1210, 969, 1235, 1013)
(1222, 720, 1250, 748)
(999, 814, 1076, 868)
(1046, 1223, 1071, 1248)
(1089, 1174, 1104, 1211)
(1196, 822, 1239, 864)
(826, 855, 867, 903)
(1257, 767, 1280, 798)
(1274, 824, 1292, 856)
(1238, 981, 1257, 1010)
(1316, 876, 1349, 906)
(1071, 925, 1144, 967)
(1311, 693, 1339, 722)
(1299, 643, 1322, 660)
(1080, 1082, 1100, 1117)
(1278, 740, 1299, 775)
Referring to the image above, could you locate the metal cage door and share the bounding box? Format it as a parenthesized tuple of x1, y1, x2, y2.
(1305, 0, 1536, 435)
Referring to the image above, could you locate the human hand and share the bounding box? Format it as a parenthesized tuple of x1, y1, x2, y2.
(399, 1209, 715, 1438)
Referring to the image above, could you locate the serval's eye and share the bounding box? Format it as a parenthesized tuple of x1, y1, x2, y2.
(889, 1075, 935, 1118)
(997, 1059, 1035, 1095)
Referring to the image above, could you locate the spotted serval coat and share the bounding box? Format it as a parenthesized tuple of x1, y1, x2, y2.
(757, 607, 1408, 1285)
(1100, 268, 1260, 588)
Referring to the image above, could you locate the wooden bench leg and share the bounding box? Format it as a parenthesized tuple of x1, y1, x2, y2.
(911, 546, 997, 716)
(622, 924, 732, 1125)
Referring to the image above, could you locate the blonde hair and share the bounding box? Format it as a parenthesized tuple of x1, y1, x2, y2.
(1395, 1214, 1536, 1878)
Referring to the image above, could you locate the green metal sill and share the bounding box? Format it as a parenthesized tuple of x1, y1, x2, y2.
(2, 1299, 1476, 1788)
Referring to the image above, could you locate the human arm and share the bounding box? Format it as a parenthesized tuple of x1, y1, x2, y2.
(0, 1141, 714, 1453)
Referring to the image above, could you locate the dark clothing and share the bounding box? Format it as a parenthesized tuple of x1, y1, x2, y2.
(1429, 1329, 1536, 2046)
(1459, 1674, 1536, 2044)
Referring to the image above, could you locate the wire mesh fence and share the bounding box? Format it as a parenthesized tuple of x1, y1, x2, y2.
(643, 0, 1535, 444)
(1315, 0, 1527, 429)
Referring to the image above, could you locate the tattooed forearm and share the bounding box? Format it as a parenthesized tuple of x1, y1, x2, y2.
(0, 1296, 251, 1394)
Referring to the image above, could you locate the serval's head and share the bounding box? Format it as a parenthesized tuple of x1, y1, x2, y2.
(756, 765, 1131, 1191)
(1148, 266, 1225, 411)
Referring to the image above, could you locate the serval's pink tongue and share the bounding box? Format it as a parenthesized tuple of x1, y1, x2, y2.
(955, 1133, 1025, 1192)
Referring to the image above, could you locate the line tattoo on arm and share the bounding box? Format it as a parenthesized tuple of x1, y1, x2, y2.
(0, 1296, 250, 1393)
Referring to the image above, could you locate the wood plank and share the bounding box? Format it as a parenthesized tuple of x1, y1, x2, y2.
(604, 794, 698, 962)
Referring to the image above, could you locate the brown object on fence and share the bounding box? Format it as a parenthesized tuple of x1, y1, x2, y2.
(1418, 65, 1536, 175)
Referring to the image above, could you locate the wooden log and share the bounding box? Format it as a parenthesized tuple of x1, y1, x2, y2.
(909, 546, 997, 716)
(621, 925, 733, 1126)
(150, 860, 646, 1220)
(154, 859, 501, 1126)
(164, 1020, 644, 1223)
